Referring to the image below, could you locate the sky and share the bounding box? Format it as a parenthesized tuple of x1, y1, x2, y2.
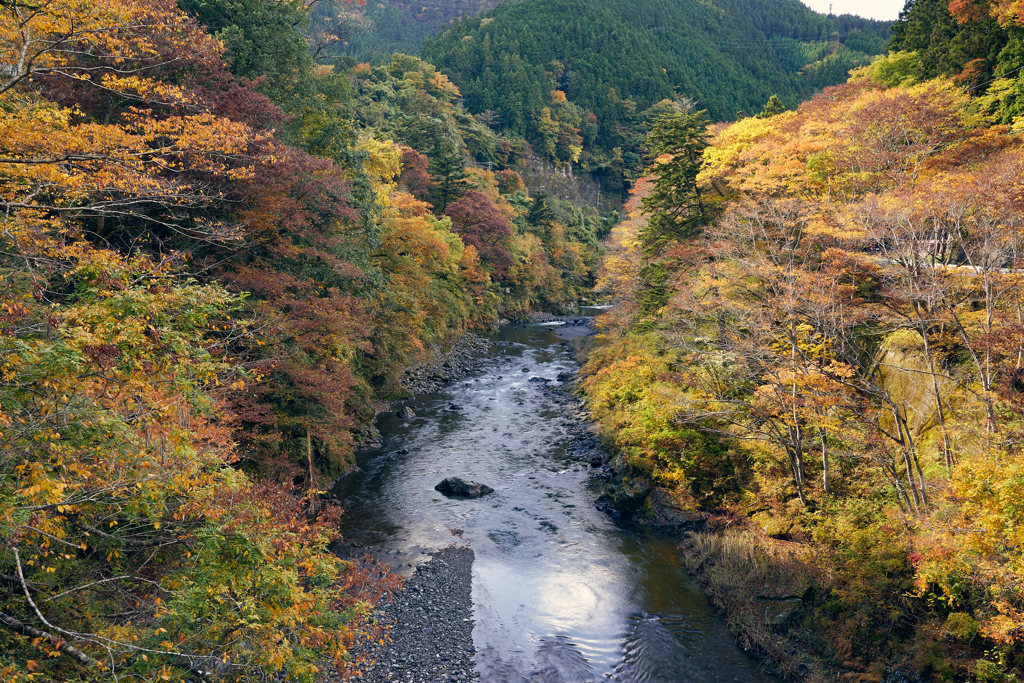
(802, 0, 906, 21)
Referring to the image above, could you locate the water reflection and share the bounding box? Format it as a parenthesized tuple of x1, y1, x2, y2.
(333, 322, 775, 682)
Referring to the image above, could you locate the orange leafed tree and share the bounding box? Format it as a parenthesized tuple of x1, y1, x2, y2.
(950, 0, 1024, 26)
(0, 0, 385, 680)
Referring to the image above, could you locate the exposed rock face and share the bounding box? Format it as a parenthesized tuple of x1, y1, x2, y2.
(434, 477, 494, 498)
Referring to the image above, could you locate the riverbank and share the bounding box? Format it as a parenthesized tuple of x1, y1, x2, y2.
(400, 334, 492, 397)
(337, 545, 477, 683)
(398, 313, 594, 399)
(571, 329, 938, 683)
(334, 315, 781, 683)
(333, 315, 608, 681)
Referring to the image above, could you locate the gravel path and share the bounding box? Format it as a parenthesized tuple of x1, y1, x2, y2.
(345, 546, 478, 683)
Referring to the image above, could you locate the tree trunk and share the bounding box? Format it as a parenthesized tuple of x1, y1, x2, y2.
(820, 428, 831, 494)
(306, 429, 320, 517)
(786, 445, 809, 506)
(916, 309, 953, 476)
(0, 610, 99, 668)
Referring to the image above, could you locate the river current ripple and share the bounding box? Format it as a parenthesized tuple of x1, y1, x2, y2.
(333, 320, 776, 683)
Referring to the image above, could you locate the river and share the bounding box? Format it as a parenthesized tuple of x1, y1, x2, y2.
(332, 318, 776, 683)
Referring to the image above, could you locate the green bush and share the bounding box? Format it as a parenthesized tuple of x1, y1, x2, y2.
(944, 612, 979, 642)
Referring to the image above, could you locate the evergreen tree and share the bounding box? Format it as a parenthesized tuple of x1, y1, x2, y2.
(420, 0, 891, 163)
(639, 109, 711, 254)
(527, 191, 557, 238)
(758, 94, 787, 118)
(428, 138, 470, 211)
(889, 0, 1008, 84)
(180, 0, 315, 106)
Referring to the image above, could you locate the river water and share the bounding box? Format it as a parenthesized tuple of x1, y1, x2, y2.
(332, 319, 776, 683)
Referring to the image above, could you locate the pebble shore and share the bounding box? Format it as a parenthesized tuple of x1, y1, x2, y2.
(341, 546, 477, 683)
(401, 334, 492, 396)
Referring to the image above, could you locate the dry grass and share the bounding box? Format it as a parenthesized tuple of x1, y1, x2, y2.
(682, 529, 822, 679)
(685, 530, 812, 596)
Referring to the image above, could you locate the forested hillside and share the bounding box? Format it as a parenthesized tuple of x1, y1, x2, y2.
(308, 0, 501, 65)
(582, 0, 1024, 678)
(421, 0, 891, 179)
(0, 0, 604, 678)
(889, 0, 1024, 121)
(8, 0, 1024, 679)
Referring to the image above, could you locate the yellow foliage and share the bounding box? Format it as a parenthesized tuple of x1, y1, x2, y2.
(699, 112, 796, 182)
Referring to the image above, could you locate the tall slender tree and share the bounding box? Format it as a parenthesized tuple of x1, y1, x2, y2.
(639, 107, 712, 255)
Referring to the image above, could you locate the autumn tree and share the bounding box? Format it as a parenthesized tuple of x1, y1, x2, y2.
(582, 52, 1024, 678)
(445, 189, 514, 276)
(399, 145, 432, 201)
(495, 169, 526, 195)
(0, 1, 385, 679)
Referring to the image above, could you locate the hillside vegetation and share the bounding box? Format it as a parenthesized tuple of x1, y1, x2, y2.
(581, 0, 1024, 678)
(308, 0, 501, 65)
(0, 0, 605, 679)
(420, 0, 891, 181)
(7, 0, 1024, 679)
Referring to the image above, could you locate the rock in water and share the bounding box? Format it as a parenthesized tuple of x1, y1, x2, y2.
(435, 477, 494, 498)
(399, 406, 416, 419)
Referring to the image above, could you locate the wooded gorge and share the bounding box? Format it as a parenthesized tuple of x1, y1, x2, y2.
(5, 0, 1024, 680)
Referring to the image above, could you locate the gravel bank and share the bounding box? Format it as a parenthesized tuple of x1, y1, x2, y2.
(353, 334, 491, 448)
(401, 334, 491, 396)
(344, 546, 477, 683)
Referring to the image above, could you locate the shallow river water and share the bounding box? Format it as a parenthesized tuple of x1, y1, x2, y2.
(333, 319, 776, 683)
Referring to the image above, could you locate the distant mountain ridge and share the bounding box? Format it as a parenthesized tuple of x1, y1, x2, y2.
(310, 0, 890, 201)
(421, 0, 891, 126)
(309, 0, 502, 65)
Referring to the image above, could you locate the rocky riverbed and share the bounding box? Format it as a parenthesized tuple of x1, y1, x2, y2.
(335, 380, 708, 682)
(331, 315, 776, 683)
(335, 321, 613, 682)
(340, 546, 477, 683)
(401, 334, 492, 396)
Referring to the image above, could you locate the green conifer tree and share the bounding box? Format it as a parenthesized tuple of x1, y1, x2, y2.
(639, 108, 710, 255)
(758, 94, 787, 118)
(428, 138, 470, 212)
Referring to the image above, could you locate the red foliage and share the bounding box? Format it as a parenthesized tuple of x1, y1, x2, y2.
(495, 169, 526, 195)
(949, 0, 998, 23)
(399, 145, 431, 202)
(188, 70, 288, 132)
(210, 143, 371, 466)
(954, 58, 991, 90)
(444, 190, 514, 277)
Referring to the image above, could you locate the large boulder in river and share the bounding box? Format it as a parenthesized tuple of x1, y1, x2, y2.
(435, 477, 494, 499)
